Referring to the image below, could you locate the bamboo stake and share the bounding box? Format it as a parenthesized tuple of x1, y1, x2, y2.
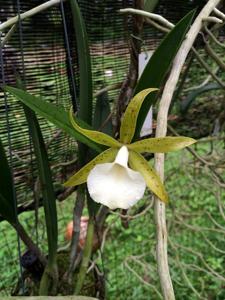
(154, 1, 222, 299)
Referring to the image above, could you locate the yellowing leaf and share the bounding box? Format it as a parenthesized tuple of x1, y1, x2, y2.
(128, 151, 168, 203)
(119, 88, 158, 144)
(64, 147, 118, 187)
(128, 136, 196, 153)
(70, 108, 121, 148)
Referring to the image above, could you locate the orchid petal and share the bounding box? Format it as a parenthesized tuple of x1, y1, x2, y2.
(70, 107, 121, 148)
(128, 136, 196, 153)
(128, 151, 168, 203)
(64, 148, 118, 187)
(119, 88, 158, 144)
(87, 147, 146, 210)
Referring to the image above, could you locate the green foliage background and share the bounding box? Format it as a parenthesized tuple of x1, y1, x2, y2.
(1, 141, 224, 299)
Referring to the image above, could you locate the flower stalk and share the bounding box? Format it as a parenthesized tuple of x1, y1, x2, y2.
(74, 216, 94, 295)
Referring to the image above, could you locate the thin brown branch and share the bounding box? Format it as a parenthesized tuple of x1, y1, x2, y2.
(204, 24, 225, 48)
(204, 40, 225, 70)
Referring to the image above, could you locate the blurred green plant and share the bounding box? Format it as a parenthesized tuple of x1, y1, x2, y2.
(0, 137, 46, 267)
(180, 82, 222, 114)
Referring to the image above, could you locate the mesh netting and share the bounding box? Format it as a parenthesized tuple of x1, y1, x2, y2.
(0, 0, 202, 207)
(1, 0, 224, 297)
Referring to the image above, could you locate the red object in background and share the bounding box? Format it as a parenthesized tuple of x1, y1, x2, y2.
(65, 216, 89, 248)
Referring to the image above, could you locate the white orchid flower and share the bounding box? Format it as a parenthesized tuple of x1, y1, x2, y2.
(87, 146, 146, 209)
(64, 89, 196, 209)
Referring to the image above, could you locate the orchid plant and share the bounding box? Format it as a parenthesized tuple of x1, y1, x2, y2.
(64, 88, 196, 210)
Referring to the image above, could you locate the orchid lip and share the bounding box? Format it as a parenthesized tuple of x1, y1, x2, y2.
(87, 146, 146, 210)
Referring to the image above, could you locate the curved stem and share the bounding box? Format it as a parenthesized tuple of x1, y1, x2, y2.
(205, 41, 225, 71)
(192, 47, 225, 88)
(204, 24, 225, 48)
(154, 1, 222, 299)
(74, 217, 94, 295)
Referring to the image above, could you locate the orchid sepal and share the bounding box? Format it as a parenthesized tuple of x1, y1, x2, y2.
(64, 147, 118, 187)
(128, 136, 196, 153)
(128, 150, 168, 203)
(119, 88, 158, 144)
(70, 107, 121, 148)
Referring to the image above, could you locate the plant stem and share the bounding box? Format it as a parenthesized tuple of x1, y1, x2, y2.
(67, 1, 94, 293)
(205, 41, 225, 71)
(204, 25, 225, 48)
(39, 258, 58, 296)
(65, 185, 85, 283)
(74, 217, 94, 295)
(1, 24, 17, 47)
(192, 47, 225, 88)
(119, 8, 174, 29)
(154, 1, 222, 299)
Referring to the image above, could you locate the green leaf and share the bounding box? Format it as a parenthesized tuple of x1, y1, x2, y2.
(23, 105, 58, 266)
(129, 151, 168, 203)
(0, 139, 14, 207)
(64, 147, 118, 187)
(70, 0, 92, 124)
(128, 136, 196, 153)
(134, 9, 196, 139)
(93, 90, 113, 135)
(4, 86, 102, 153)
(181, 83, 222, 114)
(0, 139, 17, 223)
(15, 72, 58, 273)
(144, 0, 159, 12)
(0, 193, 16, 223)
(120, 88, 158, 144)
(70, 108, 121, 148)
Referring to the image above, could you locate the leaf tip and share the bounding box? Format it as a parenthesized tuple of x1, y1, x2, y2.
(188, 137, 197, 147)
(159, 191, 169, 204)
(63, 179, 74, 188)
